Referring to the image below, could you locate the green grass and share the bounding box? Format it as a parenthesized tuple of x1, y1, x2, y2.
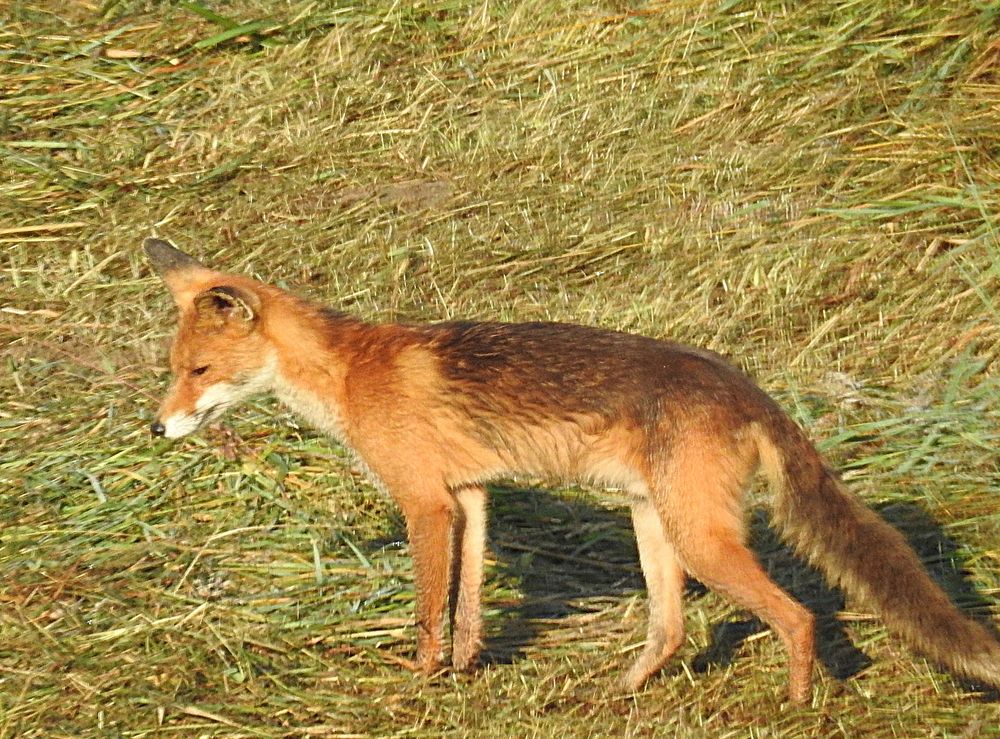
(2, 1, 999, 735)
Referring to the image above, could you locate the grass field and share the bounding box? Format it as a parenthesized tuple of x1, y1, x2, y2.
(3, 1, 1000, 735)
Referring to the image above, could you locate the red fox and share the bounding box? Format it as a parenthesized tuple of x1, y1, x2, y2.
(144, 237, 1000, 702)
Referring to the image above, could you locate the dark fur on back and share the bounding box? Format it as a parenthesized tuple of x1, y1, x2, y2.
(423, 321, 762, 428)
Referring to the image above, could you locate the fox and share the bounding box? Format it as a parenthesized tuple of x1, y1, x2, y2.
(143, 237, 1000, 703)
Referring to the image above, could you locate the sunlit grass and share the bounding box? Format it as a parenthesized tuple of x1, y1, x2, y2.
(2, 1, 998, 735)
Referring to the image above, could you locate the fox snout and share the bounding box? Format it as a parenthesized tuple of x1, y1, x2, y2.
(149, 404, 203, 439)
(149, 363, 278, 441)
(149, 410, 201, 439)
(149, 387, 228, 439)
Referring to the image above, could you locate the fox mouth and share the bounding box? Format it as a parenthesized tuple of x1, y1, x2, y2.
(191, 400, 235, 432)
(159, 403, 227, 439)
(198, 403, 223, 425)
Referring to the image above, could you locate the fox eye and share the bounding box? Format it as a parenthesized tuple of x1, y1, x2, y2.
(190, 365, 209, 377)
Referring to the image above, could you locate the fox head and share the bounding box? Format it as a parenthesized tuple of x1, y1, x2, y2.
(145, 238, 277, 438)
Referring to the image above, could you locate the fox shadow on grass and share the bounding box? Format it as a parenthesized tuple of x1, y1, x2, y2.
(364, 486, 998, 689)
(476, 485, 874, 679)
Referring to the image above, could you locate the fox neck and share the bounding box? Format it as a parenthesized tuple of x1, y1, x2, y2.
(267, 308, 366, 444)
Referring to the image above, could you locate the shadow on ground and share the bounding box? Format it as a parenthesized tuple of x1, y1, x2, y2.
(365, 485, 998, 693)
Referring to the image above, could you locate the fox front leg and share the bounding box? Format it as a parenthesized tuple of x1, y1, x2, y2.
(396, 488, 457, 673)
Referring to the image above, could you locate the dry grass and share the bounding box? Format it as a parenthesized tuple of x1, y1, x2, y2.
(2, 1, 999, 735)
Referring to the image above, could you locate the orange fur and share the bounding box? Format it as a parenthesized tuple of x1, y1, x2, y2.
(145, 238, 1000, 702)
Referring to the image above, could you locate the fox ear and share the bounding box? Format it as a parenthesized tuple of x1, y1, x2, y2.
(193, 285, 260, 328)
(145, 238, 213, 307)
(144, 238, 204, 276)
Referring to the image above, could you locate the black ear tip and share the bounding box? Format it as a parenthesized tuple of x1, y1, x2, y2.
(144, 238, 203, 274)
(143, 237, 176, 257)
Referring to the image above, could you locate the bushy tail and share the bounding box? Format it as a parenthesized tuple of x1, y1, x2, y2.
(756, 413, 1000, 690)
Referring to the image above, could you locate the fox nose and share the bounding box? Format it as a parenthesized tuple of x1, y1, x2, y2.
(150, 420, 166, 437)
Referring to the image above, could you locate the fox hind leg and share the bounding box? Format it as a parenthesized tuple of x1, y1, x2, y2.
(660, 456, 816, 703)
(680, 530, 815, 702)
(624, 496, 686, 690)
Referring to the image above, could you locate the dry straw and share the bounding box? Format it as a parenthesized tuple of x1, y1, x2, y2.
(2, 1, 998, 735)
